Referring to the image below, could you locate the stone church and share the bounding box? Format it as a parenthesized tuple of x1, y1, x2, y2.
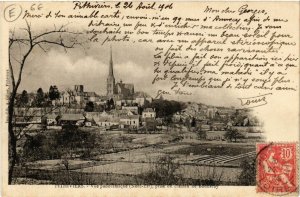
(107, 47, 134, 100)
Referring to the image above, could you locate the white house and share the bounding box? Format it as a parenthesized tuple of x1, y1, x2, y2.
(142, 108, 156, 119)
(135, 97, 145, 106)
(120, 115, 140, 128)
(122, 106, 138, 114)
(59, 114, 85, 125)
(93, 116, 119, 127)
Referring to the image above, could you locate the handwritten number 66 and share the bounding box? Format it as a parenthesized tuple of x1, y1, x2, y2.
(30, 3, 43, 11)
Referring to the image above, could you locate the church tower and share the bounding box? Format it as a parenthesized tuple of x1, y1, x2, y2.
(107, 46, 115, 96)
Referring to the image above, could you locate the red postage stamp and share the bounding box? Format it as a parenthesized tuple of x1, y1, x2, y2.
(256, 143, 298, 194)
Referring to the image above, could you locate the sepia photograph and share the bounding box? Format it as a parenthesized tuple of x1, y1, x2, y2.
(1, 1, 299, 196)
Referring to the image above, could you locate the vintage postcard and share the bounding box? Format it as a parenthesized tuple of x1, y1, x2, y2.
(0, 1, 299, 197)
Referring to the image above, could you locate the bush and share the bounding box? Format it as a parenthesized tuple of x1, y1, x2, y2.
(22, 127, 97, 162)
(224, 129, 244, 142)
(54, 128, 96, 158)
(238, 158, 256, 185)
(23, 133, 61, 162)
(141, 155, 181, 185)
(144, 99, 186, 118)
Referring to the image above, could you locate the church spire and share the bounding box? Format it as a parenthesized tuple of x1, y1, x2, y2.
(107, 45, 115, 96)
(109, 45, 114, 77)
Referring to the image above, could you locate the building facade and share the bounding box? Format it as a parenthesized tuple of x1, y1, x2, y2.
(106, 47, 135, 100)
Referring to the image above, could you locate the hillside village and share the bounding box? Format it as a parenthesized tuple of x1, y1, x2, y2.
(14, 83, 263, 141)
(12, 48, 264, 185)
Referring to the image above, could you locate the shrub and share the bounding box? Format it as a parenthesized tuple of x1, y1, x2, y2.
(23, 133, 61, 162)
(238, 158, 256, 185)
(141, 155, 181, 185)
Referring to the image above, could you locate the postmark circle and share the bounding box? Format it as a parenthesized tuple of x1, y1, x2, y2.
(256, 143, 298, 196)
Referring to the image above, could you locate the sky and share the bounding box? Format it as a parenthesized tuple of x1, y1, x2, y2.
(13, 43, 154, 94)
(6, 7, 250, 108)
(9, 32, 242, 107)
(9, 42, 244, 107)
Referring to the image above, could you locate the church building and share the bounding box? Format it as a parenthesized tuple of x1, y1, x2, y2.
(107, 47, 134, 100)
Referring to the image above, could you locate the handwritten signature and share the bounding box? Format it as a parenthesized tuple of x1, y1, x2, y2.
(155, 88, 192, 99)
(238, 93, 272, 108)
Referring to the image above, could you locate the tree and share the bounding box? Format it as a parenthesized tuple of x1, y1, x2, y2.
(8, 21, 81, 184)
(18, 90, 29, 107)
(84, 101, 94, 112)
(54, 128, 96, 158)
(238, 158, 256, 185)
(197, 130, 207, 140)
(23, 133, 61, 162)
(142, 155, 181, 185)
(106, 98, 115, 111)
(109, 98, 115, 109)
(33, 88, 45, 107)
(144, 99, 185, 118)
(49, 85, 60, 101)
(191, 117, 196, 127)
(94, 103, 104, 112)
(224, 128, 243, 142)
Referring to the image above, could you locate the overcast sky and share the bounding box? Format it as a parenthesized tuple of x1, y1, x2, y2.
(5, 8, 260, 108)
(14, 43, 153, 93)
(10, 38, 243, 107)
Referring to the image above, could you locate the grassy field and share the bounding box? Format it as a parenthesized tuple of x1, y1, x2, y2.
(171, 143, 256, 156)
(15, 127, 258, 185)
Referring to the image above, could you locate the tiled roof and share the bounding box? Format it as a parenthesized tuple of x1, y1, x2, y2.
(84, 92, 99, 97)
(120, 115, 139, 119)
(93, 116, 120, 122)
(143, 108, 154, 112)
(60, 114, 85, 121)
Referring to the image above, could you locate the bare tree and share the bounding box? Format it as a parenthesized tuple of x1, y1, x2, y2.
(8, 21, 82, 184)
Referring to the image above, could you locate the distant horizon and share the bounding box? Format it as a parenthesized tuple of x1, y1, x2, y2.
(10, 45, 244, 108)
(13, 82, 242, 109)
(16, 84, 152, 98)
(15, 85, 242, 109)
